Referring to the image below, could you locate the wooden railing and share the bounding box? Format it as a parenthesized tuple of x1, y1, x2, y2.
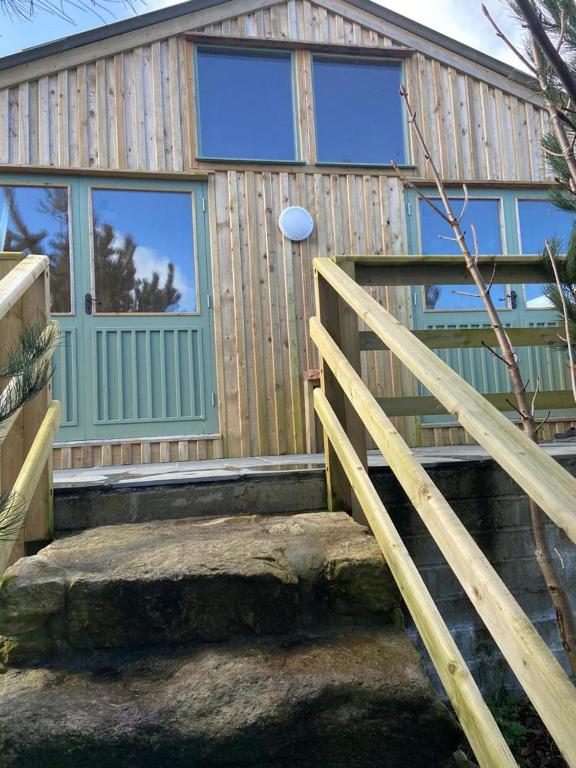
(311, 255, 576, 768)
(0, 253, 61, 575)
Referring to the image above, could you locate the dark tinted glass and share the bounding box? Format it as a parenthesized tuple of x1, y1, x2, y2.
(313, 58, 404, 165)
(197, 48, 296, 161)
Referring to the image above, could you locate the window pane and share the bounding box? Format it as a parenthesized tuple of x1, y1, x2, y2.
(0, 185, 71, 313)
(197, 48, 296, 161)
(420, 198, 507, 310)
(313, 58, 404, 165)
(518, 199, 575, 308)
(92, 189, 197, 313)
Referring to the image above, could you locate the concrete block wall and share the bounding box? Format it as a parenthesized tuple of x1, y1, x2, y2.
(371, 457, 576, 693)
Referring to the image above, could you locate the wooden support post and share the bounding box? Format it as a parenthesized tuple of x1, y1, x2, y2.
(315, 271, 350, 513)
(0, 254, 25, 564)
(303, 368, 320, 454)
(337, 262, 368, 524)
(22, 268, 52, 551)
(314, 263, 368, 522)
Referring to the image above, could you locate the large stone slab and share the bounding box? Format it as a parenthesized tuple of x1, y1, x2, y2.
(0, 512, 397, 663)
(0, 627, 460, 768)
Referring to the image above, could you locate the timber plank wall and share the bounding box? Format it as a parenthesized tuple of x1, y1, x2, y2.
(0, 0, 559, 467)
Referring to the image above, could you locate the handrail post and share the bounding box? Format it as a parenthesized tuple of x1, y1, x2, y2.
(315, 261, 368, 522)
(0, 253, 26, 562)
(22, 263, 53, 551)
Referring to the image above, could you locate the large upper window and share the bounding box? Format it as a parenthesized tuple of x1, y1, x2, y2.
(312, 57, 405, 165)
(0, 185, 72, 313)
(196, 47, 297, 162)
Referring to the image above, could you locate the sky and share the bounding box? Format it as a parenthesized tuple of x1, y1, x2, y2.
(0, 0, 525, 68)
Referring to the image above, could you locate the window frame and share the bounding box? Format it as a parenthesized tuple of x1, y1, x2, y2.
(88, 183, 202, 317)
(514, 194, 575, 311)
(194, 44, 301, 164)
(0, 175, 76, 317)
(311, 53, 411, 169)
(409, 187, 572, 314)
(414, 190, 511, 313)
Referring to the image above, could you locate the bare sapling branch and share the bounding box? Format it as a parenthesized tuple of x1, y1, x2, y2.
(398, 83, 576, 675)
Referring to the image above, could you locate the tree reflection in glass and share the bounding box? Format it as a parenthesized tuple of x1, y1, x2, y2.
(420, 197, 507, 311)
(91, 189, 196, 313)
(1, 185, 71, 313)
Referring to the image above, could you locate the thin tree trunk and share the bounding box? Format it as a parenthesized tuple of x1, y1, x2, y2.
(398, 86, 576, 675)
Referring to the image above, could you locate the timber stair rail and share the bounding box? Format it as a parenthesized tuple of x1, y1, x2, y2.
(0, 253, 61, 575)
(311, 255, 576, 768)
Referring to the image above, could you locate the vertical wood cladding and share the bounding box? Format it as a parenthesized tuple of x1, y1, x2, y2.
(1, 0, 552, 461)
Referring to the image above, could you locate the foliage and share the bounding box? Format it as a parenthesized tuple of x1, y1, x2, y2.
(93, 218, 182, 312)
(506, 1, 576, 331)
(0, 323, 58, 543)
(0, 0, 138, 25)
(487, 689, 536, 750)
(3, 187, 70, 313)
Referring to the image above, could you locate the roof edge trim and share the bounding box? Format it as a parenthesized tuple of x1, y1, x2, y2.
(0, 0, 536, 92)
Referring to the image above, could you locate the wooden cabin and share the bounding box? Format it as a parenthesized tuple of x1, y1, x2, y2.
(0, 0, 572, 469)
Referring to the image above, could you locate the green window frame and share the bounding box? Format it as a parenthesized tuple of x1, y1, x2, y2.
(311, 55, 410, 168)
(195, 45, 300, 164)
(407, 187, 575, 314)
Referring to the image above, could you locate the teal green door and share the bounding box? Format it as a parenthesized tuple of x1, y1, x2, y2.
(408, 190, 574, 424)
(0, 175, 218, 443)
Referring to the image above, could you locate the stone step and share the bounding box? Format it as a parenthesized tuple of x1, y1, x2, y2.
(54, 471, 327, 532)
(0, 512, 397, 664)
(0, 626, 461, 768)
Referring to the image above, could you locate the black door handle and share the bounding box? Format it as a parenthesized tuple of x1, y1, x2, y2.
(84, 293, 101, 315)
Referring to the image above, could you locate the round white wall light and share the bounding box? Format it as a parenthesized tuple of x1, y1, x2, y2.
(278, 206, 314, 241)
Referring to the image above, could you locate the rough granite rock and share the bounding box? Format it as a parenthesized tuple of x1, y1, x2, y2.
(0, 512, 397, 663)
(0, 627, 461, 768)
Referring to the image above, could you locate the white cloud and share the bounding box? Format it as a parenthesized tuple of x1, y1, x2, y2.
(374, 0, 526, 70)
(133, 245, 195, 311)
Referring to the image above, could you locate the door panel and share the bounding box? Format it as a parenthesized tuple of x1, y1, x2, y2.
(0, 174, 218, 443)
(79, 178, 217, 441)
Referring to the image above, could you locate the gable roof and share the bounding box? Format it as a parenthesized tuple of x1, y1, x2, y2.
(0, 0, 535, 91)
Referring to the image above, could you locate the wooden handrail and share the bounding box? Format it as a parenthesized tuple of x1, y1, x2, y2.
(314, 388, 516, 767)
(311, 255, 576, 766)
(314, 256, 576, 546)
(0, 254, 59, 573)
(359, 326, 565, 351)
(0, 401, 61, 574)
(0, 256, 49, 323)
(334, 254, 554, 287)
(311, 315, 576, 764)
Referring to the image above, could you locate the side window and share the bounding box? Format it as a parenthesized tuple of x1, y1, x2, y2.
(196, 47, 297, 162)
(0, 185, 72, 314)
(517, 199, 575, 309)
(419, 198, 508, 311)
(312, 57, 404, 165)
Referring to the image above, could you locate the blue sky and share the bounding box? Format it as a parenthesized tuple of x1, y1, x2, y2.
(0, 0, 524, 67)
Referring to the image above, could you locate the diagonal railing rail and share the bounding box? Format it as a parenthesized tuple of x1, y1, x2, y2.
(311, 256, 576, 768)
(0, 253, 61, 575)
